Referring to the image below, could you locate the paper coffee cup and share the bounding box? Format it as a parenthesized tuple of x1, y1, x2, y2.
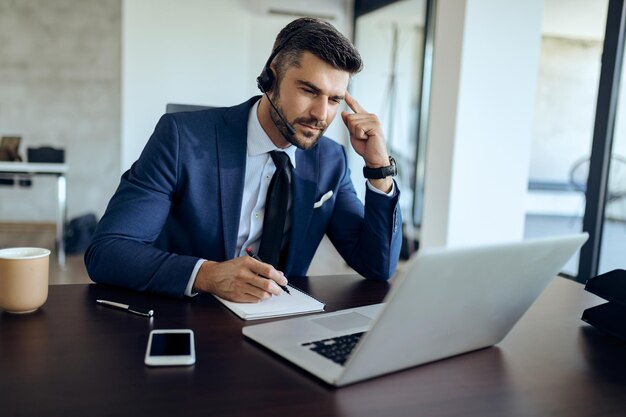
(0, 247, 50, 314)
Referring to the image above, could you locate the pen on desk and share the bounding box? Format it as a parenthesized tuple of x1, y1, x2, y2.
(245, 247, 291, 295)
(96, 299, 154, 317)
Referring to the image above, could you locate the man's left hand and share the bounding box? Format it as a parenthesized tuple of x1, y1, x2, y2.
(341, 92, 393, 193)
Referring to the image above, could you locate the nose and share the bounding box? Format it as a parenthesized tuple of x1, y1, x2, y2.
(309, 97, 328, 122)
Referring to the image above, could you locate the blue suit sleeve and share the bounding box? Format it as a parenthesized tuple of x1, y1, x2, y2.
(326, 148, 402, 280)
(84, 114, 199, 297)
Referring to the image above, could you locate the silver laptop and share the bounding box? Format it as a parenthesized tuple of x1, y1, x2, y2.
(243, 233, 588, 386)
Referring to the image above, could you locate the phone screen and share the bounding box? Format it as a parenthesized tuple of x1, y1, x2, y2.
(149, 333, 191, 356)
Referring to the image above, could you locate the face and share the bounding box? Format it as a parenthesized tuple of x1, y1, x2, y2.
(269, 52, 350, 150)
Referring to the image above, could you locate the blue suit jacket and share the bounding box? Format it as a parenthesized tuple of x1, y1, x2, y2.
(85, 97, 402, 297)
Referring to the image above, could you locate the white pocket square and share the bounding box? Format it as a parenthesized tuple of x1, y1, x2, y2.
(313, 190, 333, 208)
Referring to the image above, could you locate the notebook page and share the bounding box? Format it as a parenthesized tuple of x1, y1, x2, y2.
(214, 285, 324, 320)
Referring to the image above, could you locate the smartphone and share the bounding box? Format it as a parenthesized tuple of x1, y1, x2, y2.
(144, 329, 196, 366)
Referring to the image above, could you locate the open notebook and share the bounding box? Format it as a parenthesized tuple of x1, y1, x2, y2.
(214, 285, 325, 320)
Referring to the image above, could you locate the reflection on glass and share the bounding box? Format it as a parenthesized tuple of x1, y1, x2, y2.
(524, 0, 608, 276)
(599, 46, 626, 273)
(352, 0, 427, 256)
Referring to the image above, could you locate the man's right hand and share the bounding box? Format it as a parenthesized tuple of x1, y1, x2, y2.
(193, 257, 288, 303)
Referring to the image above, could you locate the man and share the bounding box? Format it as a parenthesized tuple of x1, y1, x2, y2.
(85, 17, 402, 302)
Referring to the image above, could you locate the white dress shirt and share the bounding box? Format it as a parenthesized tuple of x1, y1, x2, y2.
(185, 101, 295, 296)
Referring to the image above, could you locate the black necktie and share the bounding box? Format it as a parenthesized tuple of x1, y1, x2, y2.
(258, 151, 290, 269)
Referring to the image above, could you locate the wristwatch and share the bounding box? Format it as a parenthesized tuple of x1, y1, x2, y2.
(363, 156, 397, 179)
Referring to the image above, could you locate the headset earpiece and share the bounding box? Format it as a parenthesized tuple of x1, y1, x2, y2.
(256, 66, 275, 93)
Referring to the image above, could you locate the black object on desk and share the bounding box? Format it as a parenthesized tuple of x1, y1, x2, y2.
(582, 269, 626, 341)
(27, 146, 65, 163)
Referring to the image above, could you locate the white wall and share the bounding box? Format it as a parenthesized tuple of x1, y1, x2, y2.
(122, 0, 352, 171)
(421, 0, 544, 248)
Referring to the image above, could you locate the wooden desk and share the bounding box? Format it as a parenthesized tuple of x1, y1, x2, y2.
(1, 275, 625, 417)
(0, 162, 68, 267)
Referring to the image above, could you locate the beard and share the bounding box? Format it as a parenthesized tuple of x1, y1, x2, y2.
(269, 91, 328, 150)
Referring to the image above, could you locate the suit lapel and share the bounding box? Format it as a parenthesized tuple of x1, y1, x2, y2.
(284, 145, 319, 272)
(215, 97, 259, 259)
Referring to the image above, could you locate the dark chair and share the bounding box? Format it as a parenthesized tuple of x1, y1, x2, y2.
(165, 103, 212, 113)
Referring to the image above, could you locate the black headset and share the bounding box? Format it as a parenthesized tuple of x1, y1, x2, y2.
(256, 27, 308, 136)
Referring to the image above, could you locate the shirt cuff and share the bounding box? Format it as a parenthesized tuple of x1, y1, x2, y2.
(185, 259, 205, 297)
(366, 179, 396, 197)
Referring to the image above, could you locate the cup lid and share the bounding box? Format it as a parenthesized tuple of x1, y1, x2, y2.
(0, 247, 51, 260)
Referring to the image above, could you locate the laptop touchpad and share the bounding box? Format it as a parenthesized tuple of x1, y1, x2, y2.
(311, 312, 373, 332)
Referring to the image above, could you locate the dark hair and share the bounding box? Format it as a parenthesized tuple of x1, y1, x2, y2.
(271, 17, 363, 83)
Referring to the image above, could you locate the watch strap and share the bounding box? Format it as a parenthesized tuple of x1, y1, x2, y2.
(363, 156, 397, 179)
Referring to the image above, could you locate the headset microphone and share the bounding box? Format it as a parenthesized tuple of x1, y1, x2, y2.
(257, 80, 296, 136)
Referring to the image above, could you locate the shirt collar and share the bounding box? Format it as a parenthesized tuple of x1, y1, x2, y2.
(247, 100, 297, 169)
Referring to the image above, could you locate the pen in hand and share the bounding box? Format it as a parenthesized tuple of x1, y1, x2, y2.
(245, 247, 291, 295)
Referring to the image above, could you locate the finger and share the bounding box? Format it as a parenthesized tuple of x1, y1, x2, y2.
(249, 274, 282, 296)
(344, 91, 367, 114)
(342, 113, 363, 138)
(243, 282, 274, 300)
(248, 257, 288, 286)
(270, 268, 287, 284)
(341, 110, 350, 127)
(231, 268, 277, 299)
(347, 118, 380, 140)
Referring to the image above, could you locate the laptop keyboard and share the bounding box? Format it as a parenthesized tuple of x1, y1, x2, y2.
(301, 332, 366, 366)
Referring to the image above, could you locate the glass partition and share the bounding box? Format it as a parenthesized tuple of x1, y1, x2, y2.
(599, 36, 626, 274)
(524, 0, 609, 277)
(352, 0, 430, 257)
